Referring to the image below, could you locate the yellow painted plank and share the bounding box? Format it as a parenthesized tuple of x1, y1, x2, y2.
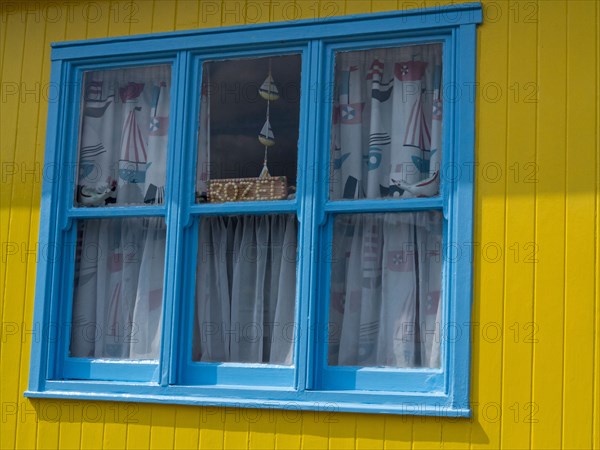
(562, 1, 597, 449)
(85, 0, 111, 39)
(65, 2, 88, 41)
(327, 413, 355, 449)
(383, 416, 411, 450)
(499, 0, 538, 447)
(1, 5, 44, 450)
(198, 0, 223, 28)
(223, 407, 250, 449)
(152, 0, 177, 32)
(320, 0, 344, 19)
(355, 414, 384, 450)
(108, 0, 134, 37)
(294, 1, 323, 20)
(173, 405, 201, 450)
(299, 410, 328, 449)
(221, 0, 247, 26)
(198, 406, 225, 450)
(274, 409, 302, 449)
(80, 404, 105, 450)
(270, 1, 296, 23)
(248, 409, 275, 450)
(371, 0, 396, 13)
(175, 0, 200, 30)
(440, 419, 470, 450)
(103, 403, 131, 450)
(37, 408, 61, 450)
(127, 404, 152, 449)
(530, 1, 567, 449)
(130, 0, 155, 35)
(149, 404, 176, 449)
(345, 0, 370, 15)
(411, 416, 441, 450)
(595, 5, 600, 448)
(470, 1, 509, 449)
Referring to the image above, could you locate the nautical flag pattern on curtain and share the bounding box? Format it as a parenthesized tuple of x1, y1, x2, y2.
(77, 65, 171, 206)
(328, 45, 443, 369)
(330, 44, 442, 200)
(70, 65, 170, 360)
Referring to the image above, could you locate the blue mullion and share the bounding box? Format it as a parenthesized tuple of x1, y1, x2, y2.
(180, 363, 294, 387)
(295, 40, 322, 392)
(189, 200, 297, 217)
(310, 39, 336, 390)
(319, 366, 444, 392)
(67, 206, 166, 219)
(159, 51, 191, 387)
(176, 52, 202, 385)
(324, 198, 444, 214)
(62, 358, 159, 382)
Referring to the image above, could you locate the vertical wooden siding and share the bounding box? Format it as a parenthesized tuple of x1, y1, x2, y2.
(1, 1, 598, 448)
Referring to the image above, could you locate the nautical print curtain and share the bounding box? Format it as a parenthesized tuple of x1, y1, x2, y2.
(194, 215, 297, 365)
(70, 66, 170, 359)
(328, 45, 443, 368)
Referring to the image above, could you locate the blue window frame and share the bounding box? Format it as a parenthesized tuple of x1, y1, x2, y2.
(27, 2, 482, 416)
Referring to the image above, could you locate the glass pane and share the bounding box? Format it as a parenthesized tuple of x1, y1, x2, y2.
(196, 55, 301, 203)
(75, 65, 171, 206)
(329, 44, 442, 200)
(193, 214, 297, 365)
(328, 211, 443, 368)
(70, 217, 166, 359)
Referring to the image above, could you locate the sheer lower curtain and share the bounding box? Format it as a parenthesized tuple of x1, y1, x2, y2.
(328, 44, 443, 369)
(194, 215, 297, 365)
(70, 66, 170, 359)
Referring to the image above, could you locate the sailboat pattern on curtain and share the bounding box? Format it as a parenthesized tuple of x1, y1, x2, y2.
(330, 45, 442, 201)
(71, 66, 170, 360)
(328, 45, 443, 369)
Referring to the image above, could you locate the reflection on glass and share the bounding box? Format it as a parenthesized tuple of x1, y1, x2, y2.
(70, 217, 166, 359)
(196, 55, 301, 203)
(329, 44, 442, 200)
(328, 211, 442, 368)
(75, 65, 171, 207)
(193, 214, 297, 365)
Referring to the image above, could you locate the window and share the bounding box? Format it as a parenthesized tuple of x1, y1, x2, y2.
(28, 3, 482, 415)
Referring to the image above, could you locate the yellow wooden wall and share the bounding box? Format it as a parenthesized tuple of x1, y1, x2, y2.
(1, 1, 599, 448)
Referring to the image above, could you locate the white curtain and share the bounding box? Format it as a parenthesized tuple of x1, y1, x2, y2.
(70, 66, 170, 359)
(328, 45, 443, 368)
(194, 215, 297, 365)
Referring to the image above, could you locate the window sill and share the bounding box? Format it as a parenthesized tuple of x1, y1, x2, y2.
(25, 382, 470, 417)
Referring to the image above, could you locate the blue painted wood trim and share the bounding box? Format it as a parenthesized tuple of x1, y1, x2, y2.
(50, 3, 483, 60)
(26, 382, 470, 417)
(29, 2, 481, 416)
